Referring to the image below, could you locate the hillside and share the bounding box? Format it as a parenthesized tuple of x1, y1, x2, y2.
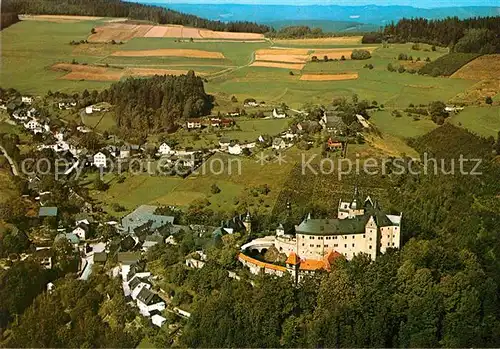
(4, 0, 270, 33)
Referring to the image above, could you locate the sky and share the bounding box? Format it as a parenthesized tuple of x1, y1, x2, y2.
(143, 0, 499, 7)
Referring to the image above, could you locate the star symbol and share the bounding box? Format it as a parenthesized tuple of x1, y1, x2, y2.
(274, 152, 287, 165)
(255, 151, 268, 166)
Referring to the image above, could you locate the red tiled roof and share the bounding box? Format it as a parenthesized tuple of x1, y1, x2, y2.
(299, 259, 326, 271)
(238, 253, 287, 272)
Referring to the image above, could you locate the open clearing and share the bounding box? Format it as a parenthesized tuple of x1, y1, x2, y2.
(451, 54, 500, 80)
(300, 73, 359, 81)
(274, 36, 363, 46)
(111, 48, 225, 59)
(88, 23, 265, 42)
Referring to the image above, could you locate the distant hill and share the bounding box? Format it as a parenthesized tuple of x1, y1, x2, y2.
(263, 20, 379, 32)
(150, 3, 499, 29)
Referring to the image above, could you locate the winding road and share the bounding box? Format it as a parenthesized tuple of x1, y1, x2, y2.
(0, 144, 19, 176)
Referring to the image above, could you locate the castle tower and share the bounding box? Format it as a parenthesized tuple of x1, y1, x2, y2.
(286, 252, 300, 284)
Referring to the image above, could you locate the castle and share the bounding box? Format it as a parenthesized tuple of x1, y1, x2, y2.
(239, 189, 402, 282)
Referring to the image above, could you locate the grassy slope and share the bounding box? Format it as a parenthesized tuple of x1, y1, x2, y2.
(0, 19, 112, 94)
(449, 106, 500, 138)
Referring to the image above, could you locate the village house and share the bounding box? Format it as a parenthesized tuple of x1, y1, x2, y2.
(93, 152, 107, 168)
(129, 275, 152, 300)
(321, 110, 347, 134)
(219, 137, 231, 150)
(151, 314, 167, 328)
(12, 110, 28, 121)
(119, 145, 131, 159)
(228, 111, 240, 117)
(228, 142, 242, 155)
(187, 118, 202, 129)
(58, 101, 77, 110)
(136, 288, 166, 317)
(22, 96, 33, 104)
(272, 138, 287, 150)
(327, 138, 343, 151)
(71, 223, 89, 241)
(158, 142, 172, 156)
(273, 108, 287, 119)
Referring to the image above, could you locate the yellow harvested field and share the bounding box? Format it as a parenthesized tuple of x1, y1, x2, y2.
(111, 49, 225, 59)
(451, 54, 500, 80)
(255, 54, 309, 64)
(61, 71, 123, 81)
(180, 27, 204, 39)
(199, 30, 264, 40)
(89, 24, 151, 42)
(88, 23, 263, 42)
(257, 48, 310, 55)
(125, 68, 206, 77)
(274, 36, 364, 45)
(51, 63, 204, 81)
(251, 61, 305, 70)
(300, 73, 359, 81)
(144, 26, 170, 38)
(20, 14, 102, 23)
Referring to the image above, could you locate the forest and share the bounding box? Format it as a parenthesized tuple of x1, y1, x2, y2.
(3, 0, 270, 33)
(85, 71, 214, 138)
(383, 16, 500, 53)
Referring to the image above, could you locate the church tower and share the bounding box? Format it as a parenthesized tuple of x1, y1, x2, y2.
(243, 212, 252, 234)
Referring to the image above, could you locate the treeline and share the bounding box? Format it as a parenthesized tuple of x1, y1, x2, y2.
(267, 25, 365, 39)
(180, 124, 500, 348)
(94, 71, 213, 137)
(383, 16, 500, 53)
(4, 0, 270, 33)
(0, 12, 19, 30)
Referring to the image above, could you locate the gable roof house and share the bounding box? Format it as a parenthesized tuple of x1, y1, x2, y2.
(142, 232, 164, 251)
(136, 288, 166, 317)
(228, 142, 242, 155)
(272, 138, 287, 150)
(158, 142, 172, 156)
(219, 137, 231, 150)
(273, 108, 287, 118)
(39, 206, 58, 218)
(129, 275, 152, 300)
(320, 110, 347, 134)
(93, 152, 107, 168)
(71, 223, 89, 241)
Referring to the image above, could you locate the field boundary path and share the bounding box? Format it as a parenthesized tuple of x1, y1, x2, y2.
(0, 144, 19, 176)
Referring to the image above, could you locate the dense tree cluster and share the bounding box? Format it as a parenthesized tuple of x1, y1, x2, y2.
(266, 25, 362, 39)
(5, 0, 270, 33)
(383, 16, 500, 53)
(418, 53, 480, 76)
(94, 72, 213, 137)
(5, 275, 141, 347)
